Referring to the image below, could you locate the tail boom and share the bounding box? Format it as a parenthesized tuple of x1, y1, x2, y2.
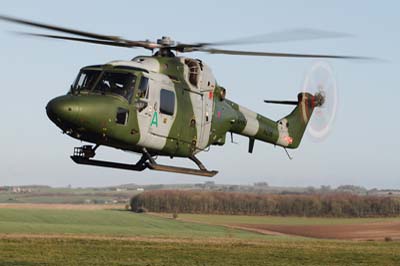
(229, 92, 317, 151)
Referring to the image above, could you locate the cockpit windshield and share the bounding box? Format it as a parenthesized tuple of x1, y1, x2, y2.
(94, 72, 136, 102)
(72, 69, 137, 102)
(73, 70, 101, 92)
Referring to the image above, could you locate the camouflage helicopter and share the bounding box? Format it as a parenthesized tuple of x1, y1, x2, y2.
(0, 15, 367, 177)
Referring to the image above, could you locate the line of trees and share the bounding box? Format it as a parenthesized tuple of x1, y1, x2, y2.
(130, 190, 400, 217)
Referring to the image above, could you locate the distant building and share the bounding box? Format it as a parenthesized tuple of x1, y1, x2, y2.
(254, 182, 269, 188)
(11, 187, 32, 193)
(336, 185, 367, 195)
(205, 181, 215, 186)
(369, 189, 400, 196)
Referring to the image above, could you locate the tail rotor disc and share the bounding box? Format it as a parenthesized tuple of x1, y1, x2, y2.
(302, 61, 338, 140)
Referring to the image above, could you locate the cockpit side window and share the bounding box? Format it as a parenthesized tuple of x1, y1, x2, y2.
(138, 76, 149, 98)
(135, 76, 149, 112)
(73, 70, 101, 92)
(94, 72, 136, 102)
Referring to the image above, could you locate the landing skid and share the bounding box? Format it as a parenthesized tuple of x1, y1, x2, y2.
(70, 146, 218, 177)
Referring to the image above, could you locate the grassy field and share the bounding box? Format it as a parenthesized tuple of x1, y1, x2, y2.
(0, 208, 272, 240)
(1, 207, 400, 265)
(1, 236, 400, 265)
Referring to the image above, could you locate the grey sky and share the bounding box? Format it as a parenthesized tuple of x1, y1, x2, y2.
(0, 0, 398, 188)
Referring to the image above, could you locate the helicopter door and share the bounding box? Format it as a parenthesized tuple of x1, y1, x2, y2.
(144, 73, 177, 143)
(136, 74, 176, 151)
(194, 90, 213, 151)
(185, 89, 213, 152)
(135, 75, 169, 150)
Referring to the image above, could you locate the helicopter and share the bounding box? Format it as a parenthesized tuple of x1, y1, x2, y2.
(0, 15, 368, 177)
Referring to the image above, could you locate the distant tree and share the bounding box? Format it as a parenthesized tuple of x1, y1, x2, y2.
(130, 190, 400, 218)
(306, 186, 316, 194)
(319, 185, 331, 194)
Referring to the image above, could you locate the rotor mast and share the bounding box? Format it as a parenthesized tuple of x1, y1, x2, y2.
(155, 36, 176, 57)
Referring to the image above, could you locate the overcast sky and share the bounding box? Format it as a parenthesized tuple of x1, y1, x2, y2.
(0, 0, 398, 188)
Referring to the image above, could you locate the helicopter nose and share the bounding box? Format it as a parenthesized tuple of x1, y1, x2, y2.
(46, 96, 80, 128)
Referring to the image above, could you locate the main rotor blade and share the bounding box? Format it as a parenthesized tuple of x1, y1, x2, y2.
(0, 15, 159, 50)
(202, 28, 353, 47)
(264, 100, 298, 105)
(16, 32, 134, 48)
(172, 28, 353, 51)
(0, 15, 121, 41)
(197, 48, 371, 60)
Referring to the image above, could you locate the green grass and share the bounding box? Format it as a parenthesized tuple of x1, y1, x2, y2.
(1, 237, 400, 266)
(0, 208, 272, 240)
(1, 208, 400, 265)
(177, 214, 400, 225)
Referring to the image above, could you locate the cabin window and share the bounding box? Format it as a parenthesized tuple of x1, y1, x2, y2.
(116, 108, 129, 125)
(160, 89, 175, 116)
(185, 59, 200, 86)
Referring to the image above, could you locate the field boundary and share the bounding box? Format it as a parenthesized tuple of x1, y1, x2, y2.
(0, 233, 280, 245)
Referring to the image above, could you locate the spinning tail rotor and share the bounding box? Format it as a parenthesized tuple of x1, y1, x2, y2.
(264, 62, 337, 142)
(302, 61, 338, 140)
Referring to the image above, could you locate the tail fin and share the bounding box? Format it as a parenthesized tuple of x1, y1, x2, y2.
(277, 92, 316, 148)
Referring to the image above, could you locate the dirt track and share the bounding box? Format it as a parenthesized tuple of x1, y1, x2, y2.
(235, 222, 400, 240)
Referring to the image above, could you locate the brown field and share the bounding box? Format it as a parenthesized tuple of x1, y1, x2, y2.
(154, 213, 400, 241)
(234, 222, 400, 240)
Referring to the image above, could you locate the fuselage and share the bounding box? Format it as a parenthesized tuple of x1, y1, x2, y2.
(46, 55, 312, 158)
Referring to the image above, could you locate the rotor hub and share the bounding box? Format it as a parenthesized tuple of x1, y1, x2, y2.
(313, 92, 325, 107)
(157, 36, 175, 47)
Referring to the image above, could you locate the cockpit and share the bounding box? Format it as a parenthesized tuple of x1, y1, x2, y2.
(71, 68, 139, 102)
